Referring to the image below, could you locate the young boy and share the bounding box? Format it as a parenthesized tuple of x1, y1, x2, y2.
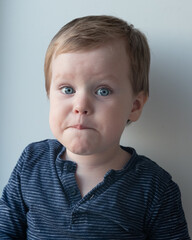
(0, 15, 190, 239)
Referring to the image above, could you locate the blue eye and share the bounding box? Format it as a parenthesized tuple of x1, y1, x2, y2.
(96, 88, 111, 96)
(61, 86, 75, 94)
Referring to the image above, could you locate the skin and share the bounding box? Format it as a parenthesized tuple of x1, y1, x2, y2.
(49, 40, 147, 196)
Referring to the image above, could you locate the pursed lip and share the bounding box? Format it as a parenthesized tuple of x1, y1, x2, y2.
(68, 124, 91, 130)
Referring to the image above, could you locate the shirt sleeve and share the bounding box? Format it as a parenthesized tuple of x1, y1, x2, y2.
(146, 179, 191, 240)
(0, 150, 27, 239)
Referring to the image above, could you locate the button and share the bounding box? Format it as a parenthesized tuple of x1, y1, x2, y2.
(71, 212, 79, 224)
(67, 164, 74, 172)
(67, 165, 73, 172)
(71, 188, 77, 196)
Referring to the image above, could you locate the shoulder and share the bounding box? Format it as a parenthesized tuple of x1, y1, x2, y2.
(135, 153, 171, 181)
(24, 139, 63, 153)
(137, 154, 174, 196)
(23, 139, 63, 158)
(125, 147, 171, 181)
(17, 139, 64, 172)
(122, 148, 182, 213)
(123, 147, 175, 198)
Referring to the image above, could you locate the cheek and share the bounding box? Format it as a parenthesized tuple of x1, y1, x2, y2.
(105, 102, 131, 125)
(49, 99, 73, 132)
(49, 107, 58, 135)
(98, 106, 128, 140)
(49, 103, 64, 131)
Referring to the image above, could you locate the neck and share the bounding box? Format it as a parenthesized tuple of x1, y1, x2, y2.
(64, 145, 131, 175)
(63, 145, 131, 197)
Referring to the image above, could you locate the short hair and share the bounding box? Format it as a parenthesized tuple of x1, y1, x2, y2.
(44, 15, 150, 96)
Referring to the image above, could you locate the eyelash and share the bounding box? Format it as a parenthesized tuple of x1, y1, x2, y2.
(60, 86, 112, 96)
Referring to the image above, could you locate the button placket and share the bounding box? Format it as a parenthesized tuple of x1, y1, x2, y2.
(70, 211, 80, 226)
(58, 161, 82, 205)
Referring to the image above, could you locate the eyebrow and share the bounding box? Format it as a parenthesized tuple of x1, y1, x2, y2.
(52, 73, 75, 82)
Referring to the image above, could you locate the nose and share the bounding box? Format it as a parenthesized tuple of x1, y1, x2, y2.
(73, 93, 93, 115)
(74, 109, 88, 115)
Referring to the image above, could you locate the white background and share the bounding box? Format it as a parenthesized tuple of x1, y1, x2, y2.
(0, 0, 191, 235)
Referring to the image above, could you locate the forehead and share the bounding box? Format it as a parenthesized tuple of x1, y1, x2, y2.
(52, 40, 130, 79)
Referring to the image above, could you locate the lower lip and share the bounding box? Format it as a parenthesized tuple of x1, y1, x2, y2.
(71, 125, 89, 130)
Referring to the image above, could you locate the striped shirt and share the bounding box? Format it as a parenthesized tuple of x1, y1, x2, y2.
(0, 139, 190, 239)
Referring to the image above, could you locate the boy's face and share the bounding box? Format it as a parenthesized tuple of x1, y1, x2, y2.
(49, 40, 145, 156)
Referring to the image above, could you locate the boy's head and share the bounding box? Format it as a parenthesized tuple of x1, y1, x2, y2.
(47, 16, 150, 156)
(44, 15, 150, 97)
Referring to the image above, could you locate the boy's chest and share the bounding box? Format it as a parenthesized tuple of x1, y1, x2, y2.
(24, 164, 148, 239)
(26, 205, 147, 239)
(26, 196, 147, 240)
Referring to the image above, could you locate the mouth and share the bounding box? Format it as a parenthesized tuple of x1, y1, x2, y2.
(69, 124, 91, 130)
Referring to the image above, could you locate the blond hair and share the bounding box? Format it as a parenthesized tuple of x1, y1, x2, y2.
(44, 15, 150, 96)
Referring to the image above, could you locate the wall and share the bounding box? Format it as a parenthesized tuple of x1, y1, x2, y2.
(0, 0, 191, 235)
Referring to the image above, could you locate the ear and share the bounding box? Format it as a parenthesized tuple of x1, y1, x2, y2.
(128, 92, 148, 122)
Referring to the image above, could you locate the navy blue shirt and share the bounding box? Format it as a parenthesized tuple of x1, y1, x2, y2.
(0, 139, 190, 239)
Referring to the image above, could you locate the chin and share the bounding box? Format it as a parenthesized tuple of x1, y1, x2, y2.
(68, 145, 96, 156)
(67, 139, 103, 156)
(61, 133, 100, 156)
